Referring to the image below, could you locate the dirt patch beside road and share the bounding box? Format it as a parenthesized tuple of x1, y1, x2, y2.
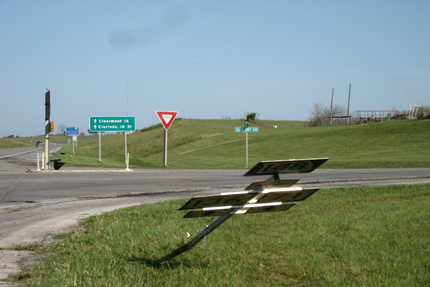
(0, 250, 48, 287)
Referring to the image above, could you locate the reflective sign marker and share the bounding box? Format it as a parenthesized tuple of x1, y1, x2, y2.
(155, 111, 178, 130)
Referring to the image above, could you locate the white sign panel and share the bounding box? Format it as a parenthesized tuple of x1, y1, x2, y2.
(184, 204, 296, 218)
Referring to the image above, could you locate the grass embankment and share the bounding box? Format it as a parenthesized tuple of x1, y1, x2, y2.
(0, 135, 84, 149)
(23, 184, 430, 286)
(0, 138, 34, 149)
(57, 119, 430, 169)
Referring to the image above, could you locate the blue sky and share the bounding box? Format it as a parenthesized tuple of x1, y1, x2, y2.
(1, 0, 429, 137)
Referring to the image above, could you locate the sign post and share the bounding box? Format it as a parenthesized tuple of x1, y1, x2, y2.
(44, 90, 51, 170)
(66, 127, 79, 155)
(157, 158, 329, 264)
(235, 124, 259, 168)
(99, 132, 101, 162)
(155, 111, 178, 167)
(72, 136, 77, 155)
(163, 129, 168, 167)
(89, 116, 136, 166)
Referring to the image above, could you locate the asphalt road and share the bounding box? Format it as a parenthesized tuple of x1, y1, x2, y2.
(0, 147, 429, 285)
(2, 165, 430, 205)
(1, 146, 430, 210)
(0, 147, 41, 159)
(1, 147, 430, 206)
(1, 147, 430, 245)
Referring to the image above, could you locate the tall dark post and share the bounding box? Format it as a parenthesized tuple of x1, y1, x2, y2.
(330, 88, 334, 125)
(45, 89, 51, 169)
(347, 83, 351, 124)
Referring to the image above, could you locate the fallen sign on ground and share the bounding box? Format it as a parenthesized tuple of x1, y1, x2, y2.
(157, 158, 329, 264)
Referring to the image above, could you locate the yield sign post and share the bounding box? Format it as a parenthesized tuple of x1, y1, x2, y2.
(155, 111, 178, 167)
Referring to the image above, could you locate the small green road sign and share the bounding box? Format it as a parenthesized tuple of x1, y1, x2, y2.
(235, 127, 259, 132)
(89, 116, 136, 132)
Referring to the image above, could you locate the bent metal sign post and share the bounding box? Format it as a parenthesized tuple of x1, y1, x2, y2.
(157, 157, 329, 264)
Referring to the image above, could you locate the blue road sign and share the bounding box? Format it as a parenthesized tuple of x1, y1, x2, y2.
(66, 127, 79, 136)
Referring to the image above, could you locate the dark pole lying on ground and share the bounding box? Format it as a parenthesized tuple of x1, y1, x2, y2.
(157, 173, 279, 265)
(156, 158, 329, 266)
(157, 211, 236, 265)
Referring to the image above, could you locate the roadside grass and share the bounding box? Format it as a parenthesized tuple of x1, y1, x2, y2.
(0, 138, 33, 149)
(25, 184, 430, 286)
(54, 119, 430, 169)
(0, 135, 95, 149)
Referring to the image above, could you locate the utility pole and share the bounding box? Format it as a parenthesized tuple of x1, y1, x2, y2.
(44, 89, 51, 170)
(330, 88, 334, 125)
(347, 83, 351, 124)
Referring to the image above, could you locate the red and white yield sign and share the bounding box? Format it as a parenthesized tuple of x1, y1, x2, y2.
(155, 111, 178, 130)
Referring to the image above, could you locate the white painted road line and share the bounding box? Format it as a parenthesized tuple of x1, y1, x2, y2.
(0, 149, 39, 159)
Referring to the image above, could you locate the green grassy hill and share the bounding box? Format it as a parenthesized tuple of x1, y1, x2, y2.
(0, 135, 93, 149)
(57, 119, 430, 169)
(0, 137, 34, 149)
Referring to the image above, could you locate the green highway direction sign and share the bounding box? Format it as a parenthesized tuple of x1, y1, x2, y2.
(235, 127, 259, 132)
(89, 116, 136, 132)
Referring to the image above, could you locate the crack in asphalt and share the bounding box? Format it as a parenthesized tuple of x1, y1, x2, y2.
(0, 174, 26, 202)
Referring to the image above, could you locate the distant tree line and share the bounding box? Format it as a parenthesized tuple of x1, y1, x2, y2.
(309, 102, 430, 126)
(246, 112, 259, 121)
(308, 102, 347, 126)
